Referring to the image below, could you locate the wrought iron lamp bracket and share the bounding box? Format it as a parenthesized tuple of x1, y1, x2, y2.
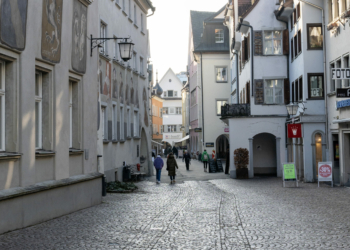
(90, 35, 131, 57)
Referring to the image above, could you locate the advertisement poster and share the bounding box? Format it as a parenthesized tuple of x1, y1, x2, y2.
(318, 162, 332, 182)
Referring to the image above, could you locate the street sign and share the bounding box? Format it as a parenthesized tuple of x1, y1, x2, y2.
(282, 163, 298, 187)
(287, 124, 302, 138)
(331, 68, 350, 80)
(336, 88, 350, 98)
(194, 128, 202, 132)
(318, 162, 333, 187)
(336, 99, 350, 109)
(205, 142, 214, 147)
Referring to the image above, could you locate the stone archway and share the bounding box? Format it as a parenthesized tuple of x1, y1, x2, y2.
(252, 133, 277, 176)
(216, 134, 229, 160)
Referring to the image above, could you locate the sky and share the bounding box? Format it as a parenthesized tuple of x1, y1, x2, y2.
(147, 0, 228, 85)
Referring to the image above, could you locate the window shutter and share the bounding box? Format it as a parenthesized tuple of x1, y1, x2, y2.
(294, 35, 297, 57)
(290, 15, 293, 30)
(283, 29, 289, 55)
(284, 79, 290, 104)
(242, 38, 246, 63)
(254, 31, 263, 56)
(297, 4, 300, 19)
(254, 79, 264, 104)
(246, 82, 250, 104)
(298, 30, 301, 54)
(247, 33, 250, 61)
(299, 76, 303, 101)
(239, 51, 242, 73)
(291, 38, 294, 60)
(291, 82, 295, 102)
(293, 9, 296, 25)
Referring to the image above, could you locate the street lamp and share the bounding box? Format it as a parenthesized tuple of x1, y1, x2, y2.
(286, 102, 299, 116)
(90, 35, 134, 60)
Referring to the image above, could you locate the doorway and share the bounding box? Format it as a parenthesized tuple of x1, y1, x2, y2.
(216, 135, 229, 160)
(253, 133, 277, 176)
(344, 132, 350, 184)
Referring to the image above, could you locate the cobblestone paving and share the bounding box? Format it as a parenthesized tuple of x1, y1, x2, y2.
(1, 177, 350, 249)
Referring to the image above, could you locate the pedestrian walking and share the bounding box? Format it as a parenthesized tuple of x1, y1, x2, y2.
(183, 151, 191, 170)
(153, 154, 164, 184)
(201, 149, 209, 172)
(172, 146, 178, 159)
(166, 153, 178, 184)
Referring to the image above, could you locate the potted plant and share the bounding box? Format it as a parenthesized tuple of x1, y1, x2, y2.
(234, 148, 249, 179)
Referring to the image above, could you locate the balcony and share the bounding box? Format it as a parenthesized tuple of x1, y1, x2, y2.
(221, 104, 250, 118)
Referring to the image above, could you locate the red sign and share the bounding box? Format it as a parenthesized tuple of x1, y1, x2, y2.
(287, 124, 302, 138)
(319, 164, 332, 178)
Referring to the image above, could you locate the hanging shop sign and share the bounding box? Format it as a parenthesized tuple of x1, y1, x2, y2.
(336, 99, 350, 109)
(205, 142, 214, 147)
(224, 127, 229, 133)
(336, 88, 350, 98)
(282, 163, 298, 187)
(318, 162, 333, 187)
(331, 68, 350, 80)
(194, 128, 202, 132)
(287, 124, 302, 138)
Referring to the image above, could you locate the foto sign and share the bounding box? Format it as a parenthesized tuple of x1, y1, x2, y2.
(282, 163, 298, 187)
(336, 88, 350, 98)
(318, 162, 333, 187)
(332, 68, 350, 80)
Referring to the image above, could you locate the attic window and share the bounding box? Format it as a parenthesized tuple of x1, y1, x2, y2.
(215, 29, 224, 43)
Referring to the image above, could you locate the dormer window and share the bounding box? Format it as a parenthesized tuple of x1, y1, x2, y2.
(215, 29, 224, 43)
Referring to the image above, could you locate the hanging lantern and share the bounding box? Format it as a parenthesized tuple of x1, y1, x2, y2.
(119, 40, 134, 62)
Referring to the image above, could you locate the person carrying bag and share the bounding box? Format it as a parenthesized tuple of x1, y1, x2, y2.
(201, 149, 209, 172)
(166, 153, 178, 184)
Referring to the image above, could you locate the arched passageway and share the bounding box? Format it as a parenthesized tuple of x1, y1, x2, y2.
(253, 133, 277, 176)
(216, 135, 229, 160)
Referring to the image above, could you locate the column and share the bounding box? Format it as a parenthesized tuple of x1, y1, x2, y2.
(249, 138, 254, 178)
(276, 137, 281, 177)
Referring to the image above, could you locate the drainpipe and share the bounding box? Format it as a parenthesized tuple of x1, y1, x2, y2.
(299, 0, 329, 158)
(200, 52, 205, 146)
(236, 21, 254, 96)
(233, 51, 240, 104)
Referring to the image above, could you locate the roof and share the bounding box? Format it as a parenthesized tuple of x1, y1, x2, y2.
(158, 68, 184, 87)
(238, 0, 260, 19)
(190, 11, 215, 49)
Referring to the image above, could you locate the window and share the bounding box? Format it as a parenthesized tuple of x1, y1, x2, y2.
(264, 79, 284, 104)
(168, 90, 173, 97)
(308, 73, 324, 99)
(159, 108, 162, 117)
(101, 105, 108, 140)
(129, 0, 131, 17)
(297, 30, 302, 54)
(296, 3, 300, 20)
(298, 76, 303, 101)
(134, 5, 137, 24)
(292, 82, 295, 102)
(294, 35, 297, 57)
(174, 91, 178, 97)
(216, 100, 228, 115)
(291, 38, 294, 60)
(35, 72, 43, 149)
(134, 111, 139, 137)
(141, 13, 144, 31)
(191, 89, 197, 106)
(133, 52, 137, 71)
(123, 0, 125, 10)
(0, 61, 4, 151)
(140, 57, 144, 74)
(100, 22, 107, 54)
(160, 125, 163, 134)
(162, 107, 168, 115)
(169, 107, 175, 114)
(112, 104, 116, 140)
(295, 79, 299, 103)
(167, 125, 177, 132)
(216, 67, 228, 82)
(120, 106, 124, 140)
(164, 91, 167, 97)
(343, 55, 350, 87)
(336, 59, 342, 89)
(69, 82, 73, 147)
(127, 108, 131, 137)
(176, 107, 182, 114)
(263, 31, 282, 55)
(215, 29, 224, 43)
(307, 24, 323, 50)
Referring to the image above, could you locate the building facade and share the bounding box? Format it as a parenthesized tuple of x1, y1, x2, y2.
(0, 0, 101, 234)
(151, 79, 164, 155)
(97, 0, 155, 181)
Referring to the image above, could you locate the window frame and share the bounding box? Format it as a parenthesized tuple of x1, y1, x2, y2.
(134, 110, 139, 137)
(216, 99, 228, 116)
(307, 73, 325, 100)
(112, 103, 117, 140)
(215, 29, 224, 43)
(306, 23, 323, 50)
(176, 107, 181, 115)
(167, 90, 174, 97)
(127, 107, 131, 137)
(215, 66, 228, 83)
(134, 4, 137, 24)
(120, 104, 124, 140)
(35, 71, 43, 149)
(100, 21, 107, 54)
(263, 79, 284, 105)
(342, 54, 350, 88)
(169, 107, 175, 114)
(69, 82, 73, 148)
(162, 107, 168, 115)
(0, 61, 5, 151)
(262, 30, 283, 56)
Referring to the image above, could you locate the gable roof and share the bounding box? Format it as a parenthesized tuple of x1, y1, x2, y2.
(190, 10, 215, 49)
(158, 68, 183, 87)
(238, 0, 260, 19)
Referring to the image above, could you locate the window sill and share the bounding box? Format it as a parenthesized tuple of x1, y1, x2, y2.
(103, 140, 110, 144)
(134, 24, 139, 29)
(69, 149, 84, 155)
(126, 136, 132, 140)
(327, 91, 336, 97)
(216, 81, 228, 83)
(36, 150, 55, 158)
(119, 140, 126, 143)
(112, 58, 120, 64)
(133, 70, 139, 75)
(133, 136, 141, 140)
(0, 152, 22, 161)
(99, 53, 111, 61)
(128, 17, 133, 23)
(112, 140, 118, 144)
(122, 10, 127, 16)
(140, 74, 146, 79)
(306, 98, 324, 101)
(127, 65, 132, 71)
(115, 2, 121, 9)
(141, 31, 146, 36)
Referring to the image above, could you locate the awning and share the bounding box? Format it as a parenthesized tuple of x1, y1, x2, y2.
(151, 140, 163, 146)
(175, 135, 189, 143)
(333, 118, 350, 124)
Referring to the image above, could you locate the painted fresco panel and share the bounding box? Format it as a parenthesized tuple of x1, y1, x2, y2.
(99, 59, 112, 99)
(41, 0, 63, 63)
(112, 66, 118, 99)
(133, 73, 139, 108)
(71, 0, 87, 73)
(0, 0, 28, 50)
(119, 66, 125, 104)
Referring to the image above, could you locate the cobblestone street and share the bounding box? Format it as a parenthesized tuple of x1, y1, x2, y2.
(1, 160, 350, 249)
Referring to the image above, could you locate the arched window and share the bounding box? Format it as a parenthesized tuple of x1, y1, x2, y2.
(315, 133, 322, 178)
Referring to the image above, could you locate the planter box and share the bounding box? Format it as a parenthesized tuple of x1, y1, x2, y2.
(236, 168, 249, 179)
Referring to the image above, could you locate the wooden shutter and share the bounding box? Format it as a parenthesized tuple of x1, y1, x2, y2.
(298, 30, 302, 54)
(242, 38, 246, 63)
(293, 9, 296, 25)
(291, 38, 294, 60)
(239, 51, 242, 73)
(254, 79, 264, 104)
(297, 4, 300, 19)
(299, 76, 303, 101)
(294, 35, 297, 57)
(295, 78, 299, 101)
(291, 82, 295, 102)
(247, 33, 250, 61)
(246, 82, 250, 104)
(284, 79, 290, 104)
(283, 29, 289, 55)
(254, 31, 263, 56)
(290, 15, 293, 30)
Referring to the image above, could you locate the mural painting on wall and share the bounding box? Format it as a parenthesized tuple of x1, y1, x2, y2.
(143, 88, 149, 127)
(71, 0, 87, 73)
(0, 0, 28, 51)
(103, 61, 111, 98)
(41, 0, 63, 63)
(119, 71, 124, 103)
(112, 67, 118, 99)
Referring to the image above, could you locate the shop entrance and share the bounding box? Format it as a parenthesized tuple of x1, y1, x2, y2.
(216, 134, 229, 160)
(253, 133, 277, 176)
(343, 133, 350, 184)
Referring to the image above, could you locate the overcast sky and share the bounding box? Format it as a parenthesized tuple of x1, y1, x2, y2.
(147, 0, 228, 85)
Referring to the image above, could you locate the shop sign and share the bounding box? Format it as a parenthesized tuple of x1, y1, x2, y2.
(332, 68, 350, 80)
(224, 127, 229, 133)
(336, 88, 350, 98)
(318, 162, 333, 187)
(282, 163, 298, 187)
(287, 124, 302, 138)
(205, 142, 214, 147)
(336, 99, 350, 109)
(194, 128, 202, 132)
(165, 134, 182, 139)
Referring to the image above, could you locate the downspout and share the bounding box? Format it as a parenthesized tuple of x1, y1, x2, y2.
(233, 51, 240, 104)
(299, 0, 329, 157)
(200, 52, 205, 146)
(237, 22, 254, 96)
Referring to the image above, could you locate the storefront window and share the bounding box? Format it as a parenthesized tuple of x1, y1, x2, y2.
(307, 24, 323, 50)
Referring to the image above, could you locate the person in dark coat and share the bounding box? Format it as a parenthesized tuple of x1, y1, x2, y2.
(172, 146, 178, 158)
(183, 151, 191, 170)
(166, 153, 178, 184)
